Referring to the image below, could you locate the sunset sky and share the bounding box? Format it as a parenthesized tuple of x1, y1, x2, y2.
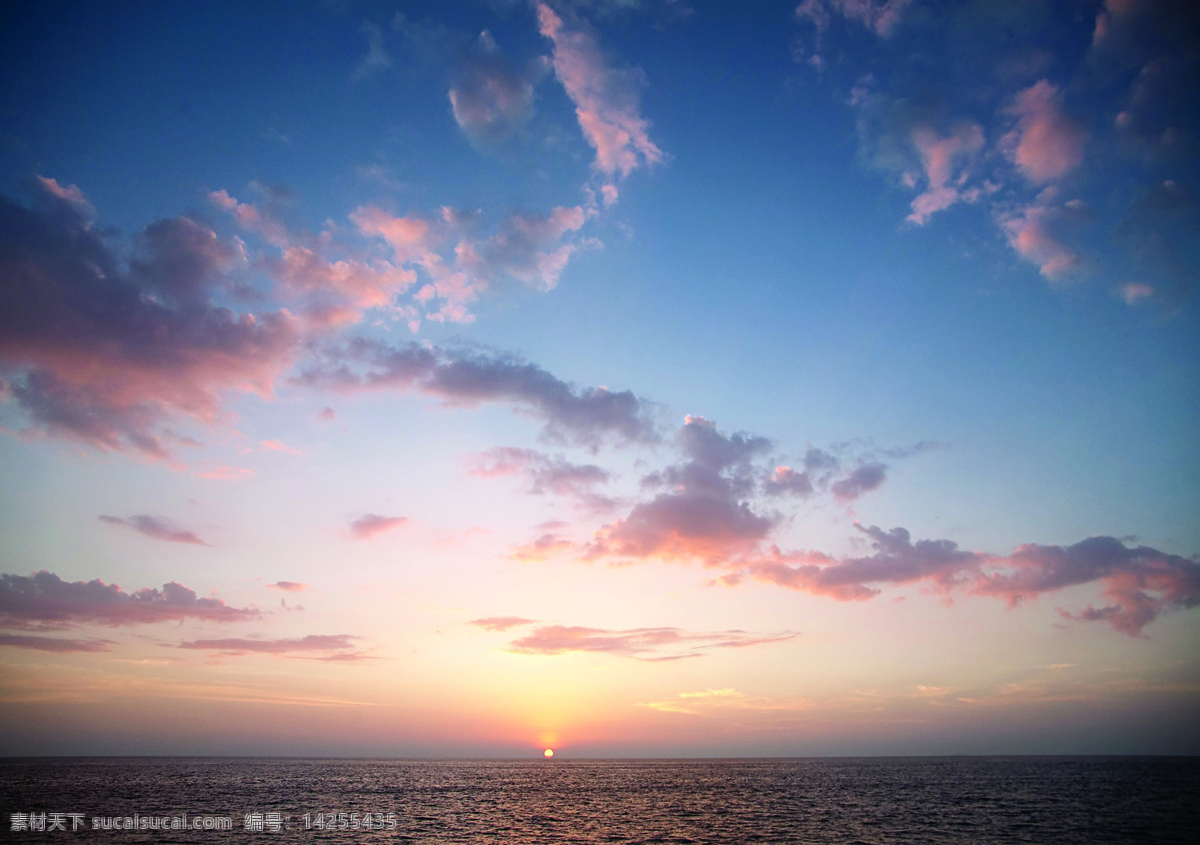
(1, 0, 1198, 758)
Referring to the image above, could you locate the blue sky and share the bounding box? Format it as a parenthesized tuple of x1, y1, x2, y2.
(1, 0, 1198, 756)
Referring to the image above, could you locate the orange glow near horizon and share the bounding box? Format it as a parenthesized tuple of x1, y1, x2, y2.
(544, 748, 554, 758)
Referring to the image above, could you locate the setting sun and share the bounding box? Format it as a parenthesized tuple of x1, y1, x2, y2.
(544, 749, 554, 759)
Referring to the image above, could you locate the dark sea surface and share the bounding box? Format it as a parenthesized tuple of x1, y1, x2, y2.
(1, 757, 1197, 843)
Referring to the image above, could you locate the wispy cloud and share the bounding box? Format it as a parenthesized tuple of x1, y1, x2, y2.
(0, 634, 115, 653)
(538, 3, 664, 180)
(450, 31, 537, 151)
(351, 21, 393, 80)
(99, 515, 209, 546)
(488, 618, 796, 661)
(295, 339, 660, 448)
(177, 634, 366, 660)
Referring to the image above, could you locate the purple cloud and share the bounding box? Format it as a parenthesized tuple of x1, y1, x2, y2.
(349, 514, 408, 539)
(99, 515, 209, 546)
(0, 633, 115, 653)
(0, 571, 258, 630)
(0, 179, 300, 459)
(267, 581, 308, 592)
(295, 338, 660, 448)
(736, 526, 1199, 636)
(178, 634, 357, 654)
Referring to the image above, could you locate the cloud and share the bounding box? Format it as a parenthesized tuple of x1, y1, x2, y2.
(0, 633, 114, 653)
(468, 616, 536, 631)
(584, 416, 776, 564)
(502, 622, 796, 661)
(178, 634, 365, 659)
(469, 446, 614, 510)
(349, 514, 408, 539)
(450, 31, 536, 151)
(267, 581, 308, 592)
(582, 421, 908, 567)
(351, 21, 393, 80)
(0, 571, 258, 630)
(905, 123, 985, 225)
(295, 338, 659, 448)
(1001, 201, 1085, 280)
(1119, 282, 1155, 305)
(98, 515, 209, 546)
(509, 530, 578, 562)
(976, 536, 1200, 637)
(762, 465, 814, 497)
(1002, 80, 1086, 184)
(735, 526, 1200, 635)
(348, 202, 589, 323)
(829, 462, 887, 502)
(794, 0, 913, 68)
(0, 180, 300, 460)
(537, 3, 664, 178)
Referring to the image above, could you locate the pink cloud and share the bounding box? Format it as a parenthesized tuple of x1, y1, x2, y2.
(99, 514, 209, 546)
(0, 181, 301, 460)
(537, 3, 664, 178)
(510, 531, 577, 562)
(1002, 203, 1083, 280)
(349, 514, 408, 539)
(905, 123, 984, 225)
(1004, 80, 1086, 183)
(505, 623, 796, 661)
(267, 581, 308, 593)
(0, 571, 258, 629)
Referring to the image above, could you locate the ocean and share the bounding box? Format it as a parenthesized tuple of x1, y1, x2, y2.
(2, 757, 1196, 843)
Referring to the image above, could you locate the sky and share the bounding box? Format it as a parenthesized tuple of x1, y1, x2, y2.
(0, 0, 1197, 758)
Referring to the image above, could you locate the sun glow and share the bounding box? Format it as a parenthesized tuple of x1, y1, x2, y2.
(544, 748, 554, 758)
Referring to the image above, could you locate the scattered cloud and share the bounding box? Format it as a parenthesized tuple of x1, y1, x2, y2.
(0, 571, 258, 630)
(98, 515, 209, 546)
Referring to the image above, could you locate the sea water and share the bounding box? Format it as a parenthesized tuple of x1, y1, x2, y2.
(2, 756, 1196, 843)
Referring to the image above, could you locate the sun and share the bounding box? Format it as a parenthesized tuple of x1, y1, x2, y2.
(543, 748, 554, 759)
